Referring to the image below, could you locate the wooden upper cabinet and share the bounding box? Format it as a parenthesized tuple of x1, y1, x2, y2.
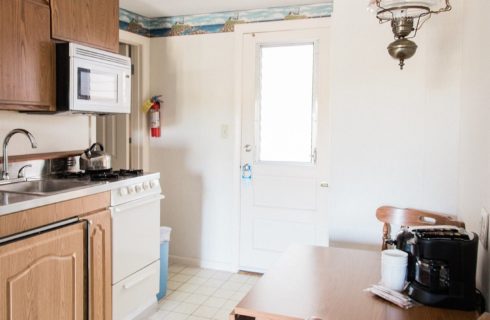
(51, 0, 119, 53)
(0, 222, 85, 320)
(0, 0, 55, 111)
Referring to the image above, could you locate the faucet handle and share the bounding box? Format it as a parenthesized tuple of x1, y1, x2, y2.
(17, 164, 32, 179)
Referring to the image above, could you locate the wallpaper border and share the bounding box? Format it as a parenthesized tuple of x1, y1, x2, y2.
(119, 2, 333, 38)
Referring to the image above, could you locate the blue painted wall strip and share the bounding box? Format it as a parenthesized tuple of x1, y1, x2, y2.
(119, 2, 333, 38)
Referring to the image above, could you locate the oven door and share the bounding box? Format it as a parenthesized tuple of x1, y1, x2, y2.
(112, 194, 162, 284)
(71, 57, 131, 114)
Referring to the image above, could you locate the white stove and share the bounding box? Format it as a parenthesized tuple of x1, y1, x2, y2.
(110, 173, 163, 320)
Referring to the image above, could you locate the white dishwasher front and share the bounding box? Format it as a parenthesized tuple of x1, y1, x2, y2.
(111, 193, 162, 284)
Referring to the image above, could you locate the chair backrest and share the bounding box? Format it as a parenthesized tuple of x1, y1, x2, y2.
(376, 206, 465, 250)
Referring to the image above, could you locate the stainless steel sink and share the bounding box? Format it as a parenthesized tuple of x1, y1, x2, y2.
(0, 179, 96, 195)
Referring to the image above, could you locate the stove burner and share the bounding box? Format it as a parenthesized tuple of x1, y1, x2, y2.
(90, 172, 120, 181)
(54, 169, 144, 181)
(55, 171, 87, 179)
(116, 169, 143, 177)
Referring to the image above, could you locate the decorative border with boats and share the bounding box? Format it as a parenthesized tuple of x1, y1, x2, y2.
(119, 3, 333, 38)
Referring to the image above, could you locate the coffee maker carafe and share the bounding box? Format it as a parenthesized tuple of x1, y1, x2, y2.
(396, 226, 478, 310)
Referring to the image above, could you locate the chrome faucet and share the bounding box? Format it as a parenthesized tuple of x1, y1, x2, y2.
(1, 129, 37, 180)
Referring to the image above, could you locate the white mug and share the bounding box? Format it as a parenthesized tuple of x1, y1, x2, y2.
(381, 249, 408, 292)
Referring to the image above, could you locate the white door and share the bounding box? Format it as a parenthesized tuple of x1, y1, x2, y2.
(239, 27, 330, 272)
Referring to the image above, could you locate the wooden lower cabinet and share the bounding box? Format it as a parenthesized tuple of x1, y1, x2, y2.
(85, 209, 112, 320)
(0, 222, 85, 320)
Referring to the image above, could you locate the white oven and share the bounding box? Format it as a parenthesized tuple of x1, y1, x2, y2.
(111, 176, 163, 320)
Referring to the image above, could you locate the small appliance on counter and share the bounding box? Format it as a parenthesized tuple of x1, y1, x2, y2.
(80, 142, 112, 172)
(396, 226, 478, 310)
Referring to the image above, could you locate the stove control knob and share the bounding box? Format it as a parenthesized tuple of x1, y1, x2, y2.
(128, 185, 136, 194)
(143, 181, 150, 190)
(119, 187, 128, 196)
(135, 184, 143, 193)
(150, 180, 160, 189)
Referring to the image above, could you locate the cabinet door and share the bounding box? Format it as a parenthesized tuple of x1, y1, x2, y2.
(0, 0, 55, 111)
(51, 0, 119, 53)
(0, 222, 85, 320)
(86, 210, 112, 320)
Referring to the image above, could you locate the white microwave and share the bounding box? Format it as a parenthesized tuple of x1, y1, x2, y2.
(56, 43, 131, 114)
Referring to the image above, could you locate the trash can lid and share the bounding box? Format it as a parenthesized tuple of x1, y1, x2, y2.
(160, 226, 172, 242)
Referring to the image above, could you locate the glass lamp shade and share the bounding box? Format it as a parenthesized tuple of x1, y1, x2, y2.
(368, 0, 444, 20)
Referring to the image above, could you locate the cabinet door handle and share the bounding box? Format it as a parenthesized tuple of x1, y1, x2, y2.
(123, 270, 156, 289)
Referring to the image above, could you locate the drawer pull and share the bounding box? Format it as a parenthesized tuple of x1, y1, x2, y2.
(123, 270, 156, 289)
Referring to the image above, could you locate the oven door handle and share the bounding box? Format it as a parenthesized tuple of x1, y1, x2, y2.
(112, 194, 164, 213)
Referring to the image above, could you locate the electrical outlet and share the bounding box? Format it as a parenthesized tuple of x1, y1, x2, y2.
(480, 208, 489, 249)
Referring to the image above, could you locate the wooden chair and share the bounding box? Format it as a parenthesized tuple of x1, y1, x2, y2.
(376, 206, 465, 250)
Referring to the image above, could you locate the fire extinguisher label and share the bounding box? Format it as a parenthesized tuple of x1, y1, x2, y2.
(150, 110, 160, 127)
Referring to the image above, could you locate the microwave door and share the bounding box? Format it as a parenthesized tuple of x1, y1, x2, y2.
(78, 68, 92, 100)
(71, 58, 130, 114)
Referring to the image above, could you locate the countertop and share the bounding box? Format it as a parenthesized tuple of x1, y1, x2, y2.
(0, 172, 160, 216)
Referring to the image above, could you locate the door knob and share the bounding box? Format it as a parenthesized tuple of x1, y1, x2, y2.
(244, 144, 252, 152)
(320, 182, 329, 188)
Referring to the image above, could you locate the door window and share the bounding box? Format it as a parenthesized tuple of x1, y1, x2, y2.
(256, 43, 317, 164)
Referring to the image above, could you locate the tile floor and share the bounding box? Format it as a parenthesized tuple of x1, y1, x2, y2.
(144, 264, 261, 320)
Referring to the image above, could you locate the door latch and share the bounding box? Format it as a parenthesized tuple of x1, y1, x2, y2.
(244, 144, 252, 153)
(311, 148, 317, 163)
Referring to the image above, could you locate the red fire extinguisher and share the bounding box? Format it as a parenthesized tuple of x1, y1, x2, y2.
(150, 103, 161, 137)
(144, 95, 163, 138)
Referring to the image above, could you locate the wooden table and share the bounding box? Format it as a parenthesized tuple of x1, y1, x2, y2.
(233, 245, 479, 320)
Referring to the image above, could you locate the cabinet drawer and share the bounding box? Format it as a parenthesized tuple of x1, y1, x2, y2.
(113, 260, 160, 320)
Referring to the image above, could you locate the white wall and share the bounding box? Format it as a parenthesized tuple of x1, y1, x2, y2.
(458, 0, 490, 303)
(150, 33, 236, 270)
(327, 0, 463, 245)
(0, 111, 91, 155)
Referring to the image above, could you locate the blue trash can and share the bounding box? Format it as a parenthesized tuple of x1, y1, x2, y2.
(157, 226, 172, 300)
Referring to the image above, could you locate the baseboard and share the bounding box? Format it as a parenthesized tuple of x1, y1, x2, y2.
(169, 255, 239, 273)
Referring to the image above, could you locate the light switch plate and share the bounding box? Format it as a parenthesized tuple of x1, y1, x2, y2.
(221, 124, 229, 139)
(480, 208, 489, 249)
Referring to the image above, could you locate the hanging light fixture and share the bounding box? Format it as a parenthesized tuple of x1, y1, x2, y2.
(368, 0, 451, 70)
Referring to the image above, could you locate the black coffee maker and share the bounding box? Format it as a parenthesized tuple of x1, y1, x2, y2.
(396, 226, 478, 310)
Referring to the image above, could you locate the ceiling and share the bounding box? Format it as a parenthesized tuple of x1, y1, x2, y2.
(119, 0, 327, 18)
